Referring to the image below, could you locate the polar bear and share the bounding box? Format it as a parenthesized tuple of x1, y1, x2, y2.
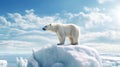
(42, 23, 80, 45)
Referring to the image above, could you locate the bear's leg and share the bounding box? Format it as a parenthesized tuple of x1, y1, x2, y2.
(69, 37, 74, 45)
(71, 37, 78, 45)
(71, 30, 79, 45)
(57, 34, 65, 45)
(71, 42, 78, 45)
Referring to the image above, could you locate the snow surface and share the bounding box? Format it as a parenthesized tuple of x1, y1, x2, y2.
(27, 45, 102, 67)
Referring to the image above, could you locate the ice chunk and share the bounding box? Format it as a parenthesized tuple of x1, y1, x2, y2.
(0, 60, 7, 67)
(27, 49, 39, 67)
(16, 57, 28, 67)
(27, 57, 39, 67)
(27, 45, 102, 67)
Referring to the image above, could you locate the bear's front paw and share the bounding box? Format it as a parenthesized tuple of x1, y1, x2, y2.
(57, 43, 64, 45)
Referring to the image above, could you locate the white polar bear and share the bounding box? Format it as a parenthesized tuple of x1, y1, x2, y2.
(42, 23, 80, 45)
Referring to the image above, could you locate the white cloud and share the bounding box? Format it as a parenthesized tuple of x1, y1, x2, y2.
(65, 12, 83, 19)
(64, 6, 120, 33)
(84, 7, 100, 12)
(7, 9, 65, 30)
(81, 30, 120, 44)
(0, 40, 35, 53)
(14, 32, 58, 45)
(0, 16, 11, 27)
(65, 7, 112, 29)
(108, 6, 120, 29)
(82, 7, 112, 29)
(0, 8, 113, 30)
(97, 0, 114, 4)
(85, 11, 112, 28)
(83, 43, 120, 52)
(7, 28, 26, 36)
(25, 9, 34, 14)
(0, 40, 33, 48)
(8, 10, 39, 29)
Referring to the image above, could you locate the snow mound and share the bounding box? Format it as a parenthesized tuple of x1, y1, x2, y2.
(27, 45, 102, 67)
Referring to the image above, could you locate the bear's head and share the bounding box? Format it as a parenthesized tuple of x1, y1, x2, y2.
(42, 24, 52, 31)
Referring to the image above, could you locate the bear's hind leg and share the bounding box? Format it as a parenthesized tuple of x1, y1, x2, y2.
(69, 37, 74, 45)
(71, 31, 79, 45)
(71, 42, 78, 45)
(71, 37, 79, 45)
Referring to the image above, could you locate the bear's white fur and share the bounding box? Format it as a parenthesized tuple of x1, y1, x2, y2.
(42, 23, 80, 45)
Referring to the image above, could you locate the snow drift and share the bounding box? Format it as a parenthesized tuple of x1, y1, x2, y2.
(27, 45, 103, 67)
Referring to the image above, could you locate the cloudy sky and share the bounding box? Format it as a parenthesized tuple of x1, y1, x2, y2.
(0, 0, 120, 54)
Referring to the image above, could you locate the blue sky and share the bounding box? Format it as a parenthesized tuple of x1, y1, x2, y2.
(0, 0, 97, 15)
(0, 0, 120, 54)
(1, 0, 117, 15)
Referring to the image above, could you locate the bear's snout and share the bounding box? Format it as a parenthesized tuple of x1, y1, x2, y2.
(42, 28, 46, 31)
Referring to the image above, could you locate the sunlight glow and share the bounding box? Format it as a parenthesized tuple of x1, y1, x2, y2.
(112, 6, 120, 23)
